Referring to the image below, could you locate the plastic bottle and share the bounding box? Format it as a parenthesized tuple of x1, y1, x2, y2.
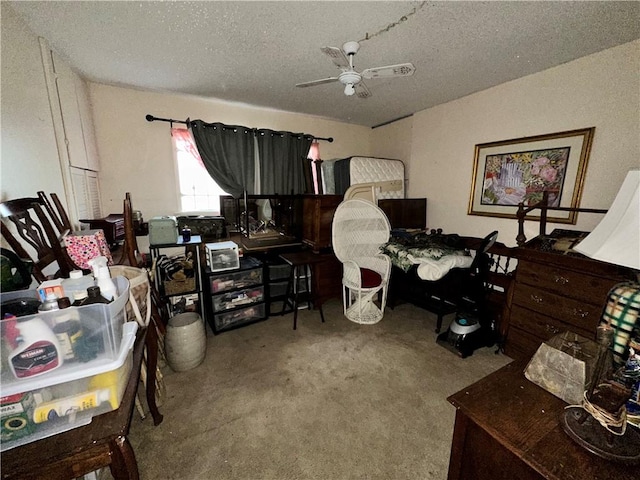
(81, 286, 112, 305)
(8, 316, 63, 379)
(95, 267, 117, 302)
(87, 256, 108, 281)
(51, 300, 85, 362)
(32, 389, 111, 423)
(72, 290, 88, 307)
(61, 270, 94, 301)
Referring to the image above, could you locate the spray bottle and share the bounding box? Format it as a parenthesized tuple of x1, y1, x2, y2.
(87, 256, 117, 301)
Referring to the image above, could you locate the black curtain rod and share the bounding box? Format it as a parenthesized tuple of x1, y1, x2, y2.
(145, 114, 333, 142)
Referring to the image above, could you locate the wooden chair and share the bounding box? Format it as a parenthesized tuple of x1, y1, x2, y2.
(0, 197, 78, 282)
(37, 191, 73, 237)
(120, 192, 169, 332)
(120, 192, 143, 267)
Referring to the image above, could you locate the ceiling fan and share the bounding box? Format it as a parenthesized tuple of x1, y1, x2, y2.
(296, 41, 415, 98)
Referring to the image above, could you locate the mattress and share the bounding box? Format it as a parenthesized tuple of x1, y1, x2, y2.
(329, 157, 405, 199)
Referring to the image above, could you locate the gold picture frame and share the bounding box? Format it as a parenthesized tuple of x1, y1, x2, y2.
(468, 127, 595, 223)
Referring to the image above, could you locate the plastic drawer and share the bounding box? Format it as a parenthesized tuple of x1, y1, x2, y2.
(210, 268, 263, 293)
(214, 303, 266, 330)
(268, 263, 291, 281)
(269, 281, 289, 299)
(212, 286, 264, 312)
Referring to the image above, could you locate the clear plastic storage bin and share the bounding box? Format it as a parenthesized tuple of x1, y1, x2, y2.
(205, 241, 240, 272)
(0, 322, 137, 450)
(0, 277, 130, 381)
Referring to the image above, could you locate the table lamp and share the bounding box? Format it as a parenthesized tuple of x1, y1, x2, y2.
(562, 168, 640, 463)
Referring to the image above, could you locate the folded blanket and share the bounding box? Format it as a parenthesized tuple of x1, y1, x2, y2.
(381, 236, 472, 281)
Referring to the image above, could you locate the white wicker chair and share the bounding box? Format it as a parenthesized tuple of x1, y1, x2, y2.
(332, 199, 392, 324)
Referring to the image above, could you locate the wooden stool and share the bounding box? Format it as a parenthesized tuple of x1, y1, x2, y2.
(279, 251, 326, 330)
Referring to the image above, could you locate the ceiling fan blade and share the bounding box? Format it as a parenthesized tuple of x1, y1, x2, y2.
(361, 63, 416, 79)
(354, 81, 372, 99)
(296, 77, 339, 88)
(321, 46, 350, 70)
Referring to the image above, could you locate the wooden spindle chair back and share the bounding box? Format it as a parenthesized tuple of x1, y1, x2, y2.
(0, 197, 77, 282)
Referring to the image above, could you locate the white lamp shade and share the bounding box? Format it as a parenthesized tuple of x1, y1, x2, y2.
(573, 169, 640, 270)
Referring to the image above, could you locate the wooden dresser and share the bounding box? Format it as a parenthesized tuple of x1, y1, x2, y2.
(448, 361, 636, 480)
(504, 239, 632, 361)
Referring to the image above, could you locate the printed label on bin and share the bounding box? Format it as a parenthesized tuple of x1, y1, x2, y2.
(11, 342, 60, 378)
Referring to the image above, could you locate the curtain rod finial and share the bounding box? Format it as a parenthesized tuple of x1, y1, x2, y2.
(145, 114, 154, 122)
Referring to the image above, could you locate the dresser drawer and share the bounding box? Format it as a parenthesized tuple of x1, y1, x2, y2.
(516, 260, 617, 306)
(512, 284, 602, 332)
(504, 325, 544, 361)
(509, 304, 595, 342)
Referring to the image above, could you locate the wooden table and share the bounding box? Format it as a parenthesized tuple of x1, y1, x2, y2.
(447, 361, 637, 479)
(1, 325, 163, 480)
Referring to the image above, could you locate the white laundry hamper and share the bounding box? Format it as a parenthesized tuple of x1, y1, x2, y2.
(165, 312, 207, 371)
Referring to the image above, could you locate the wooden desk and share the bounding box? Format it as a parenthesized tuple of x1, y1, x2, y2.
(1, 326, 162, 480)
(447, 361, 637, 480)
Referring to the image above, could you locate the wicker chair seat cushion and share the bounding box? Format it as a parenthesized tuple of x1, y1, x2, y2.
(361, 267, 382, 288)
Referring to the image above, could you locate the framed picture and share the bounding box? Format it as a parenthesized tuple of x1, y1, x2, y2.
(468, 127, 595, 223)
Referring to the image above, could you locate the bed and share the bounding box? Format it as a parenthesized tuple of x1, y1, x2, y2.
(384, 229, 517, 335)
(381, 232, 474, 281)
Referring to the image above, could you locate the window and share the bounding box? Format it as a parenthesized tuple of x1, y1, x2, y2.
(173, 128, 228, 213)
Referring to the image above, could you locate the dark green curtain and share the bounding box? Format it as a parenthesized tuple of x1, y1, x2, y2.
(256, 129, 313, 195)
(189, 120, 255, 198)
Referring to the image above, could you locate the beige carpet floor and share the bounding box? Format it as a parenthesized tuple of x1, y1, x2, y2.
(128, 299, 512, 480)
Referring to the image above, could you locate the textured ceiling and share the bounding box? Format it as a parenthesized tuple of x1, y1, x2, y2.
(7, 1, 640, 127)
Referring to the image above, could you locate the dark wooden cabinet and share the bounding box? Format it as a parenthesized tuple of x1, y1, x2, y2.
(311, 252, 342, 306)
(504, 241, 631, 361)
(378, 198, 427, 229)
(301, 195, 342, 252)
(447, 361, 636, 480)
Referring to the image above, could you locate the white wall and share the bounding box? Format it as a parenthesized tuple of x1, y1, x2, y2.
(0, 5, 65, 202)
(373, 40, 640, 246)
(90, 84, 374, 219)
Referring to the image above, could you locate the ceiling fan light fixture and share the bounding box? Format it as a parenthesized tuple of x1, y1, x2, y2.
(344, 84, 355, 96)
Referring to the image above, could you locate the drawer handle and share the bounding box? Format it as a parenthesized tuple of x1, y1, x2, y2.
(554, 275, 569, 285)
(571, 308, 589, 318)
(545, 324, 560, 334)
(530, 294, 543, 303)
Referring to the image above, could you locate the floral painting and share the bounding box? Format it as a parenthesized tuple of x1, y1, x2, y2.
(481, 147, 569, 207)
(468, 128, 594, 224)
